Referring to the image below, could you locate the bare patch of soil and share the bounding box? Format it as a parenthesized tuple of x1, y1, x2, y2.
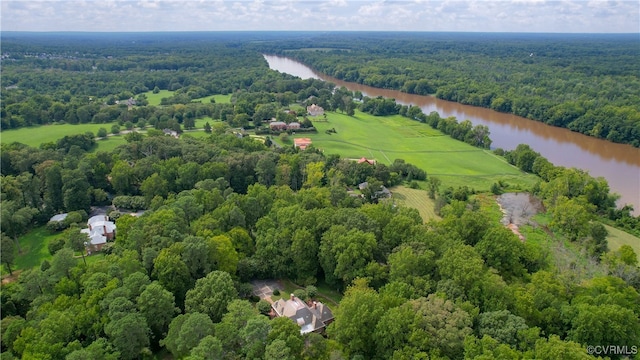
(496, 192, 544, 241)
(2, 270, 23, 285)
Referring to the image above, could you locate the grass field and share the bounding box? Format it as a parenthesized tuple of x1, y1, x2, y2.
(93, 136, 128, 152)
(192, 94, 232, 104)
(390, 186, 440, 222)
(1, 226, 58, 276)
(604, 224, 640, 255)
(142, 90, 231, 106)
(142, 90, 175, 106)
(288, 110, 539, 192)
(1, 123, 116, 147)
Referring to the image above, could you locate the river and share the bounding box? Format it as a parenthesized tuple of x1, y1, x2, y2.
(264, 55, 640, 214)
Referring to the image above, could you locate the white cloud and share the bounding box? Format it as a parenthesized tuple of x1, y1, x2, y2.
(1, 0, 638, 32)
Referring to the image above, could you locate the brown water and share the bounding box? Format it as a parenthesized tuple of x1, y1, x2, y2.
(265, 55, 640, 214)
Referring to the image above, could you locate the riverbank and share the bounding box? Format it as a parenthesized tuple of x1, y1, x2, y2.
(264, 54, 640, 214)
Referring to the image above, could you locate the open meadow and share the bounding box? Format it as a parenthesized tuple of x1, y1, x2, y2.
(390, 186, 440, 222)
(141, 90, 231, 106)
(1, 123, 120, 148)
(293, 110, 539, 192)
(605, 224, 640, 255)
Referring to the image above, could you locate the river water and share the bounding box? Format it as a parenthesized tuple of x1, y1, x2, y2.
(264, 55, 640, 214)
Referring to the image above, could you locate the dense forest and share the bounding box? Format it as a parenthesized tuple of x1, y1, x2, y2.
(1, 33, 640, 360)
(254, 32, 640, 147)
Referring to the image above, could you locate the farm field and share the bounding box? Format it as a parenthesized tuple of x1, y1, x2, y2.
(290, 110, 539, 192)
(390, 186, 440, 222)
(605, 224, 640, 255)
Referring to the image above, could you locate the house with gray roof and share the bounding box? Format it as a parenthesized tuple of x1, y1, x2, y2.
(272, 294, 334, 334)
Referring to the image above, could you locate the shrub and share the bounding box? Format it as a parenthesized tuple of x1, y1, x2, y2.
(48, 238, 66, 255)
(305, 285, 318, 299)
(46, 221, 65, 233)
(97, 127, 108, 138)
(272, 289, 280, 296)
(109, 210, 123, 220)
(293, 289, 307, 301)
(257, 300, 272, 315)
(112, 196, 147, 211)
(63, 212, 83, 228)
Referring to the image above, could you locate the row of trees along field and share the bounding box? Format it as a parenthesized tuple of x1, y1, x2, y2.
(254, 32, 640, 147)
(2, 124, 639, 359)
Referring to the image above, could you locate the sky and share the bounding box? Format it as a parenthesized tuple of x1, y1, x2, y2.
(1, 0, 638, 33)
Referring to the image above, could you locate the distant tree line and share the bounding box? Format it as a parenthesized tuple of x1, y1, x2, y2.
(257, 32, 640, 147)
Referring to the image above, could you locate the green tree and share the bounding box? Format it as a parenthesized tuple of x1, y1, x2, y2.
(62, 169, 91, 212)
(188, 335, 223, 360)
(264, 339, 295, 360)
(534, 335, 594, 360)
(214, 299, 261, 353)
(66, 338, 120, 360)
(436, 244, 485, 303)
(137, 281, 178, 342)
(239, 316, 271, 359)
(477, 310, 528, 346)
(567, 303, 640, 348)
(290, 228, 319, 285)
(140, 173, 169, 204)
(475, 226, 526, 281)
(43, 163, 65, 212)
(327, 279, 383, 358)
(67, 226, 88, 266)
(1, 234, 17, 275)
(185, 270, 238, 323)
(104, 313, 150, 360)
(268, 316, 304, 357)
(110, 160, 137, 195)
(550, 196, 591, 241)
(162, 312, 215, 358)
(427, 176, 441, 199)
(97, 127, 108, 138)
(320, 226, 377, 286)
(153, 248, 192, 307)
(1, 202, 38, 252)
(207, 235, 239, 275)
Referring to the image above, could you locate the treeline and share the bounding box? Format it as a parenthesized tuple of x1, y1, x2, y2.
(0, 33, 273, 130)
(257, 32, 640, 147)
(359, 95, 492, 149)
(1, 32, 639, 360)
(2, 129, 639, 359)
(500, 144, 640, 239)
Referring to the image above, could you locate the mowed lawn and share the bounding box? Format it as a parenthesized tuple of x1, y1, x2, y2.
(300, 110, 539, 192)
(2, 226, 58, 276)
(605, 224, 640, 255)
(390, 186, 440, 222)
(142, 90, 231, 106)
(1, 123, 117, 147)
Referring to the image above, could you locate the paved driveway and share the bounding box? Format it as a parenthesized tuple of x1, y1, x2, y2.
(251, 280, 283, 303)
